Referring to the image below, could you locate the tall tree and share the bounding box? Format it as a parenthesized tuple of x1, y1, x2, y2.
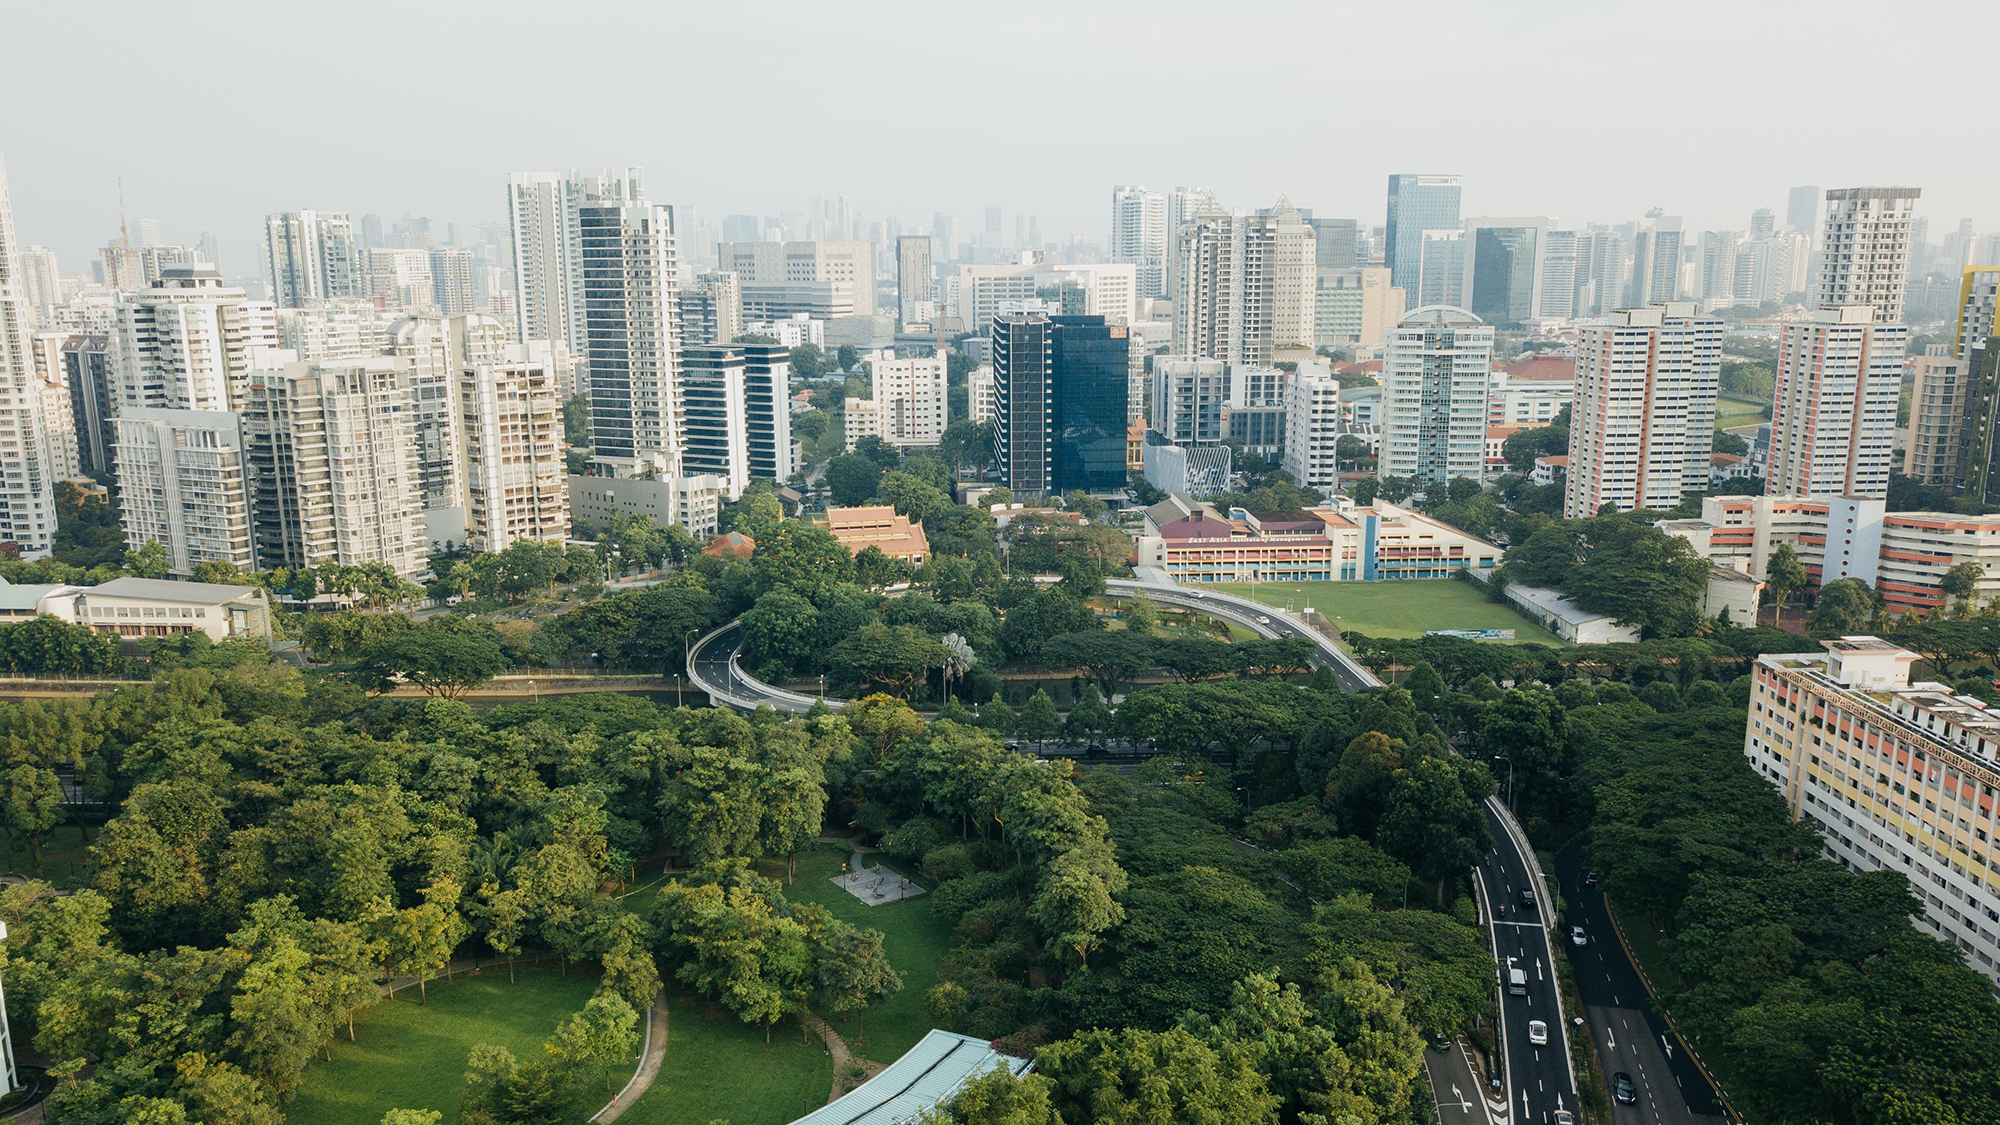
(1765, 543, 1810, 629)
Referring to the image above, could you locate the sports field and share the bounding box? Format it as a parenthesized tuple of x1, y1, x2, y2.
(1221, 579, 1561, 645)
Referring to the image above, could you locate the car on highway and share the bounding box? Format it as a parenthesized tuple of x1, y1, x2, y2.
(1255, 615, 1272, 624)
(1570, 925, 1587, 947)
(1519, 887, 1536, 909)
(1552, 1111, 1573, 1125)
(1583, 870, 1599, 886)
(1428, 1031, 1450, 1052)
(1527, 1019, 1548, 1045)
(1613, 1072, 1638, 1104)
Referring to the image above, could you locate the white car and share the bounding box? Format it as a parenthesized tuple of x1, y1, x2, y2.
(1570, 925, 1587, 947)
(1256, 615, 1272, 625)
(1553, 1112, 1573, 1125)
(1527, 1020, 1548, 1046)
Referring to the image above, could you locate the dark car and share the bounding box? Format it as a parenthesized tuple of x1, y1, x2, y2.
(1613, 1072, 1638, 1105)
(1519, 887, 1536, 910)
(1583, 870, 1599, 887)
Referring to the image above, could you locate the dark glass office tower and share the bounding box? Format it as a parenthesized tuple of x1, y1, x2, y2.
(992, 312, 1129, 496)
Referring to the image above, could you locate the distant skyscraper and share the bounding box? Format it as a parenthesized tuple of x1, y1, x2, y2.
(1378, 306, 1492, 485)
(991, 312, 1129, 496)
(0, 157, 55, 556)
(1307, 217, 1360, 270)
(17, 245, 58, 310)
(263, 210, 359, 307)
(1165, 187, 1220, 298)
(1786, 185, 1822, 233)
(1572, 228, 1626, 317)
(984, 205, 1002, 239)
(1416, 230, 1466, 309)
(578, 201, 682, 478)
(1384, 174, 1462, 295)
(112, 408, 254, 574)
(61, 335, 118, 477)
(1563, 302, 1723, 518)
(740, 342, 792, 483)
(429, 247, 476, 316)
(360, 247, 434, 311)
(1699, 231, 1741, 302)
(715, 240, 877, 317)
(1539, 230, 1578, 320)
(360, 214, 385, 249)
(1817, 187, 1920, 323)
(1627, 215, 1685, 305)
(506, 167, 646, 355)
(1462, 217, 1551, 325)
(1749, 208, 1775, 242)
(1767, 305, 1906, 499)
(896, 235, 935, 322)
(1110, 186, 1168, 299)
(679, 271, 744, 348)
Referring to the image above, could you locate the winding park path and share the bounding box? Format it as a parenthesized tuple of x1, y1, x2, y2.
(592, 987, 669, 1123)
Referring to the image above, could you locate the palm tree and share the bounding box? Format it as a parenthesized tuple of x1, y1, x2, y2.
(939, 633, 976, 703)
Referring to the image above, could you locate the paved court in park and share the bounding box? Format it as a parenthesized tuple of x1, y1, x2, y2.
(832, 862, 926, 905)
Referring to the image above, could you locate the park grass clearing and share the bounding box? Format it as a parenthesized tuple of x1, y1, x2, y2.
(290, 970, 632, 1125)
(1221, 579, 1562, 645)
(0, 829, 95, 888)
(777, 845, 956, 1060)
(616, 990, 834, 1125)
(1716, 393, 1771, 430)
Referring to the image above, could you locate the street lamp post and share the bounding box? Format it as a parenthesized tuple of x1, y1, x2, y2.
(1492, 754, 1515, 810)
(680, 627, 700, 708)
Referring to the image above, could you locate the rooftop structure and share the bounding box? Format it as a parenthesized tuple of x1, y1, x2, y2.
(785, 1030, 1030, 1125)
(825, 505, 930, 565)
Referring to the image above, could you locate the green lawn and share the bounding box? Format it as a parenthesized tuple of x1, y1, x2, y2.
(617, 991, 834, 1125)
(0, 829, 95, 888)
(776, 845, 955, 1059)
(1716, 394, 1771, 429)
(291, 970, 632, 1125)
(1221, 580, 1562, 645)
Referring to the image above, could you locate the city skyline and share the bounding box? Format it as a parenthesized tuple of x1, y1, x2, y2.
(4, 1, 1996, 266)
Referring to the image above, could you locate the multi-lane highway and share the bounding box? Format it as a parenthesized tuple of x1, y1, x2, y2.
(1479, 799, 1581, 1125)
(1555, 840, 1730, 1125)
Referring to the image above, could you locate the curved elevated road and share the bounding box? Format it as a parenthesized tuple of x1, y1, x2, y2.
(687, 577, 1380, 713)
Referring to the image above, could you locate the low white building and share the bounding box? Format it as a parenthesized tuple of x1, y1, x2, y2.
(745, 314, 824, 349)
(74, 577, 272, 642)
(965, 364, 995, 425)
(568, 474, 727, 540)
(1501, 582, 1638, 644)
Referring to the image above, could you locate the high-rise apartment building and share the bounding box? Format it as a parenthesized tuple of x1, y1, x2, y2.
(1049, 263, 1138, 325)
(31, 359, 78, 482)
(966, 364, 994, 424)
(1904, 349, 1968, 486)
(112, 408, 254, 575)
(263, 210, 360, 308)
(1698, 231, 1741, 302)
(1816, 187, 1920, 323)
(680, 344, 751, 500)
(1165, 187, 1220, 298)
(277, 299, 386, 362)
(1110, 186, 1167, 299)
(740, 342, 792, 484)
(1150, 356, 1228, 445)
(845, 353, 947, 450)
(461, 343, 570, 551)
(579, 202, 682, 478)
(1563, 303, 1723, 518)
(1384, 174, 1462, 296)
(1307, 217, 1360, 270)
(61, 335, 118, 477)
(1745, 637, 2000, 982)
(1766, 306, 1906, 499)
(0, 157, 57, 557)
(360, 247, 434, 311)
(896, 235, 935, 322)
(116, 265, 266, 414)
(1956, 267, 1998, 360)
(1281, 369, 1344, 494)
(991, 313, 1130, 496)
(1377, 306, 1492, 485)
(242, 355, 426, 577)
(1173, 205, 1315, 367)
(1749, 208, 1776, 242)
(677, 271, 745, 349)
(1416, 230, 1466, 309)
(507, 167, 645, 355)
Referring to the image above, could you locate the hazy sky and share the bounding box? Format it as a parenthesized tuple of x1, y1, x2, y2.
(5, 0, 1995, 271)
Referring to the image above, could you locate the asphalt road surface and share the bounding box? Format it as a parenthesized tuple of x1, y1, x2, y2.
(1478, 803, 1580, 1125)
(1421, 1033, 1491, 1125)
(1555, 840, 1732, 1125)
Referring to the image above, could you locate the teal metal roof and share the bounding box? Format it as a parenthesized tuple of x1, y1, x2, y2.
(787, 1030, 1030, 1125)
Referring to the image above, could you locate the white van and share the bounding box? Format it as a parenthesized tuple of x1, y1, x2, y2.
(1507, 967, 1528, 996)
